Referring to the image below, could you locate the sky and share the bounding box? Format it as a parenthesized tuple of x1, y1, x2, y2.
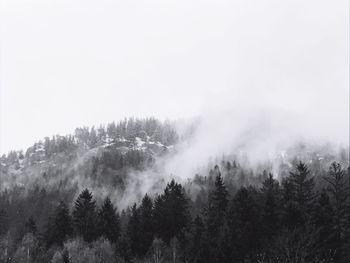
(0, 0, 349, 154)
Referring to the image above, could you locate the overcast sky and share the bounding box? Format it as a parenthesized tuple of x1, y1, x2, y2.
(0, 0, 349, 154)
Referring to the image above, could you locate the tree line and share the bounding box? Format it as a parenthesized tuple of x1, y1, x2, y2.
(1, 161, 349, 262)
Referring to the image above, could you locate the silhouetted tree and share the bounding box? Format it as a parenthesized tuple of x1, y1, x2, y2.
(138, 194, 154, 256)
(205, 168, 229, 262)
(127, 203, 141, 257)
(312, 190, 335, 259)
(289, 162, 316, 226)
(228, 187, 262, 262)
(153, 180, 190, 244)
(324, 162, 349, 261)
(72, 189, 97, 242)
(261, 173, 280, 241)
(98, 197, 120, 243)
(53, 201, 73, 246)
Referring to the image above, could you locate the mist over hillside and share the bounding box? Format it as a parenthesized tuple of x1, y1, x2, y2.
(1, 116, 348, 206)
(1, 0, 349, 262)
(0, 116, 349, 262)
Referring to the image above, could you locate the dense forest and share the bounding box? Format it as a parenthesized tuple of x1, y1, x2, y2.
(0, 118, 349, 263)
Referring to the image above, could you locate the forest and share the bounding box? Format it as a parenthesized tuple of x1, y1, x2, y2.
(0, 118, 349, 263)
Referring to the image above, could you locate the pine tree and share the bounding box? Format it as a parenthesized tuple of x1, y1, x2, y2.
(188, 216, 208, 263)
(127, 203, 141, 257)
(53, 201, 72, 246)
(281, 177, 301, 228)
(138, 194, 154, 256)
(261, 173, 280, 240)
(324, 162, 349, 261)
(72, 189, 97, 242)
(207, 168, 228, 227)
(98, 197, 120, 243)
(324, 163, 348, 237)
(289, 161, 316, 226)
(312, 190, 335, 259)
(153, 180, 190, 244)
(228, 187, 262, 262)
(205, 169, 229, 262)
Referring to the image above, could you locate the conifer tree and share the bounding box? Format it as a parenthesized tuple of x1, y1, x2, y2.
(261, 173, 280, 240)
(289, 161, 316, 225)
(324, 163, 348, 236)
(153, 180, 190, 244)
(324, 162, 349, 261)
(127, 203, 141, 257)
(205, 169, 229, 262)
(281, 177, 301, 228)
(188, 216, 208, 263)
(138, 194, 154, 256)
(312, 190, 335, 258)
(72, 189, 97, 242)
(53, 201, 72, 246)
(98, 197, 120, 243)
(228, 187, 262, 261)
(207, 168, 228, 228)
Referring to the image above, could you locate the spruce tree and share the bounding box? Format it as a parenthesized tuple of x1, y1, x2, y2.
(205, 170, 229, 262)
(261, 173, 280, 240)
(53, 201, 72, 246)
(138, 194, 154, 256)
(289, 161, 316, 225)
(312, 190, 335, 258)
(153, 180, 190, 244)
(127, 203, 141, 257)
(228, 187, 262, 261)
(207, 169, 228, 227)
(281, 177, 301, 228)
(324, 162, 349, 261)
(72, 189, 97, 242)
(324, 163, 348, 237)
(98, 197, 120, 243)
(188, 216, 206, 263)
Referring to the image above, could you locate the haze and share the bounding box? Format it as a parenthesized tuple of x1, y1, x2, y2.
(1, 0, 349, 154)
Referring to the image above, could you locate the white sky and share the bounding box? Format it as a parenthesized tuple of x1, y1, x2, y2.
(0, 0, 349, 154)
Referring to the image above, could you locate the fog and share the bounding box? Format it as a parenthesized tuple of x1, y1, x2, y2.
(1, 0, 348, 156)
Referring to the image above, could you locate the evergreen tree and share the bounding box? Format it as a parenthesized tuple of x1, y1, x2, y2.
(72, 189, 97, 242)
(127, 203, 141, 257)
(207, 168, 228, 233)
(324, 162, 349, 261)
(153, 180, 190, 244)
(261, 173, 280, 240)
(281, 177, 301, 228)
(205, 169, 229, 262)
(98, 197, 120, 243)
(312, 190, 335, 259)
(53, 201, 72, 246)
(324, 163, 348, 237)
(289, 161, 316, 226)
(138, 194, 154, 257)
(228, 187, 262, 261)
(188, 216, 207, 263)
